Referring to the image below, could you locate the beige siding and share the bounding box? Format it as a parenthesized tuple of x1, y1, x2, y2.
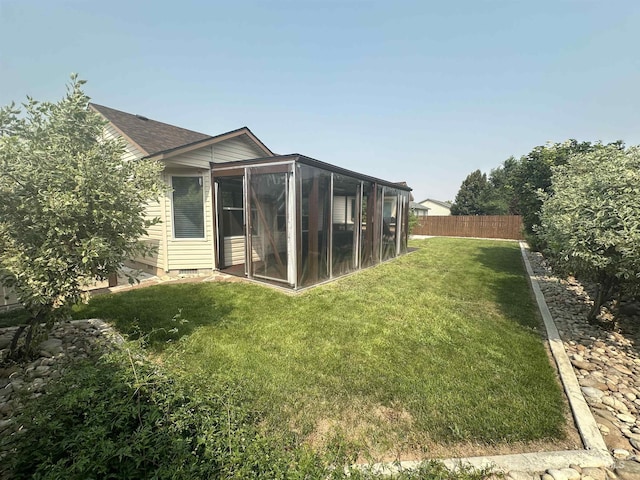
(164, 147, 213, 169)
(419, 200, 451, 216)
(164, 169, 215, 271)
(223, 236, 245, 266)
(251, 233, 287, 261)
(102, 124, 146, 161)
(333, 196, 356, 225)
(223, 236, 274, 266)
(133, 198, 165, 269)
(213, 136, 266, 163)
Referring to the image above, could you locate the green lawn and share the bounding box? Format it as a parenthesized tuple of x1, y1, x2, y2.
(72, 237, 566, 459)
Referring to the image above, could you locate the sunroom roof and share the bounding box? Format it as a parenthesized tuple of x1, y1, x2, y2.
(211, 154, 412, 192)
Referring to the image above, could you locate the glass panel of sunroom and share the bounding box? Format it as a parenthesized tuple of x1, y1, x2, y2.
(332, 174, 361, 276)
(360, 181, 375, 268)
(381, 187, 398, 261)
(299, 165, 331, 286)
(248, 170, 288, 282)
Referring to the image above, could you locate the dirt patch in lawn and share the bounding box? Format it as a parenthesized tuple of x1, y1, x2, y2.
(300, 395, 582, 464)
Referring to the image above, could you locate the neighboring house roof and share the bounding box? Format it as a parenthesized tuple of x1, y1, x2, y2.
(90, 103, 274, 159)
(410, 201, 429, 211)
(418, 198, 452, 209)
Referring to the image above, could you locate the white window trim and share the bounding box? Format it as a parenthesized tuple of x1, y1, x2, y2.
(170, 174, 207, 241)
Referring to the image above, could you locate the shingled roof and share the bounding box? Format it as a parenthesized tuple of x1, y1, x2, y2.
(90, 103, 213, 156)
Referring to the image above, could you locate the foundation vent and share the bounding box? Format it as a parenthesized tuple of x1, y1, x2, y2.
(178, 269, 198, 276)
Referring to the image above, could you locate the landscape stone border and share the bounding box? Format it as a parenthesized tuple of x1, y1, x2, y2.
(360, 241, 614, 477)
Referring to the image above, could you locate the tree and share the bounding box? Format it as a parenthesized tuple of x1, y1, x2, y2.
(510, 140, 623, 239)
(482, 156, 520, 216)
(450, 170, 487, 215)
(537, 145, 640, 323)
(0, 75, 164, 359)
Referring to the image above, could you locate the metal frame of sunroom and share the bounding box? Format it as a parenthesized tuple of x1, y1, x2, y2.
(211, 154, 411, 290)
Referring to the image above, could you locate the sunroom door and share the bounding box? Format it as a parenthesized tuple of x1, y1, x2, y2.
(216, 176, 246, 270)
(247, 167, 291, 284)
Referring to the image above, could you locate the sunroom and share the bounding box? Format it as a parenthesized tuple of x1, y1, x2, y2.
(212, 155, 411, 289)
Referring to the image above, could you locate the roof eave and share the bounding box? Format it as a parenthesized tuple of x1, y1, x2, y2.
(145, 127, 274, 161)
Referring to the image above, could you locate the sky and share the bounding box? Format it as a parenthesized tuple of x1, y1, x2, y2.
(2, 1, 640, 202)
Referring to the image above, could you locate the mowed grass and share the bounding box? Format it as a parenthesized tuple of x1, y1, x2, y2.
(73, 238, 566, 457)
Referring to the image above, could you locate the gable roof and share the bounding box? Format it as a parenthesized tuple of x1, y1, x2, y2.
(418, 198, 452, 209)
(90, 103, 211, 156)
(90, 103, 274, 159)
(410, 201, 429, 211)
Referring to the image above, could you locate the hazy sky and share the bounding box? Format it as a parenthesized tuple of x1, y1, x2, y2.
(2, 1, 640, 202)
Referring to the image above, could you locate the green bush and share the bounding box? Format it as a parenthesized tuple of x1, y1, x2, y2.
(6, 343, 330, 479)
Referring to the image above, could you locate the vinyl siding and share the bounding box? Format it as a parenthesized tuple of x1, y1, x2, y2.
(164, 147, 213, 169)
(213, 136, 267, 163)
(223, 236, 284, 266)
(333, 196, 356, 225)
(419, 200, 451, 216)
(102, 124, 146, 161)
(223, 236, 245, 266)
(164, 169, 214, 270)
(133, 199, 165, 269)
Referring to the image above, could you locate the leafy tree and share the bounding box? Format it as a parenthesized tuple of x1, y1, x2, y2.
(0, 75, 164, 359)
(537, 145, 640, 323)
(482, 156, 520, 215)
(450, 170, 487, 215)
(510, 140, 623, 238)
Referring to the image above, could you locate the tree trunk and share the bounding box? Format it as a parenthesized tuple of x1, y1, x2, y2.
(7, 311, 47, 361)
(587, 275, 618, 326)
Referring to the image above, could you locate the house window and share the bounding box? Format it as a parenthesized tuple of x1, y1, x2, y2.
(172, 176, 205, 239)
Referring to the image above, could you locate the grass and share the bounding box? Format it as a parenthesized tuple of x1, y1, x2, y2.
(70, 237, 567, 459)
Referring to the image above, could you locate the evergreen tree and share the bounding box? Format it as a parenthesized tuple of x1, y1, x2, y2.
(451, 170, 487, 215)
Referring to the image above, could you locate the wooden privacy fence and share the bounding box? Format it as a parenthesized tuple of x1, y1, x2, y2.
(413, 215, 525, 240)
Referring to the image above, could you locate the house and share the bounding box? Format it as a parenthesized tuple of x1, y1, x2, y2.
(409, 201, 429, 218)
(418, 198, 452, 216)
(91, 104, 412, 290)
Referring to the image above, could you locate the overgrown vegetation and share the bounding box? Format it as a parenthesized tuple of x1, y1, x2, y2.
(0, 76, 163, 359)
(71, 238, 567, 459)
(450, 140, 624, 239)
(537, 145, 640, 323)
(4, 339, 498, 480)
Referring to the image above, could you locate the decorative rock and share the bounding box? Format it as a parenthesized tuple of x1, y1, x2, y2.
(582, 467, 607, 480)
(559, 468, 581, 480)
(618, 413, 637, 424)
(33, 365, 51, 377)
(546, 468, 580, 480)
(603, 396, 630, 413)
(613, 364, 633, 375)
(38, 338, 63, 356)
(615, 460, 640, 480)
(613, 448, 631, 459)
(572, 359, 597, 371)
(582, 386, 606, 399)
